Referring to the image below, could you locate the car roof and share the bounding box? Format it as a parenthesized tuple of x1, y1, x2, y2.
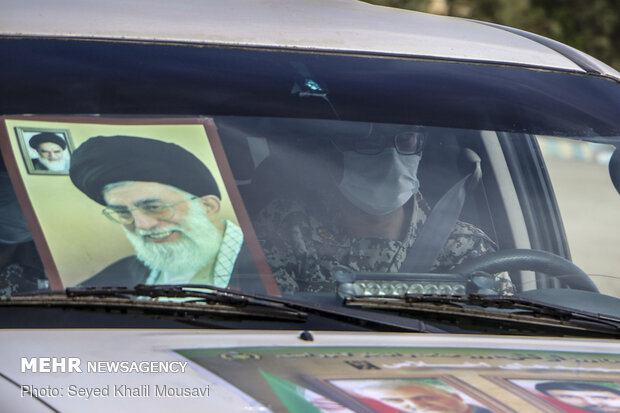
(1, 0, 619, 79)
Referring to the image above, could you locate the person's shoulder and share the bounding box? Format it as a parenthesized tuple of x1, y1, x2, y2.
(453, 220, 492, 239)
(258, 197, 309, 216)
(254, 197, 314, 230)
(78, 256, 149, 287)
(448, 220, 498, 252)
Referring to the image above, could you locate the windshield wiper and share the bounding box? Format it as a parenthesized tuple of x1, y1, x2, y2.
(4, 284, 307, 322)
(344, 294, 620, 337)
(5, 284, 440, 333)
(130, 285, 442, 333)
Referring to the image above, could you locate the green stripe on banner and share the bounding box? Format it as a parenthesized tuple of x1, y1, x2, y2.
(259, 369, 320, 413)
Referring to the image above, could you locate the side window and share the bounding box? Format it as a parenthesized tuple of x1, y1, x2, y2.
(537, 136, 620, 297)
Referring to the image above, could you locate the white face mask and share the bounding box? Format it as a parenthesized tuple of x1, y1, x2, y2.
(337, 148, 421, 215)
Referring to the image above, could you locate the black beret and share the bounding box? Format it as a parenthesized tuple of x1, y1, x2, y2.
(29, 133, 67, 150)
(69, 135, 220, 205)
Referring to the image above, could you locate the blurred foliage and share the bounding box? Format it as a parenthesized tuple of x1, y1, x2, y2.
(362, 0, 620, 70)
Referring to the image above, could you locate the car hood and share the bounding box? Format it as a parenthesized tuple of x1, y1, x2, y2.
(1, 330, 619, 412)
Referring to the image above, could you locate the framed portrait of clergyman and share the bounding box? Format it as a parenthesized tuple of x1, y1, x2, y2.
(14, 127, 74, 175)
(0, 116, 277, 295)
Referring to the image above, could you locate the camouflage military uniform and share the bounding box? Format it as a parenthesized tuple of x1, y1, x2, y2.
(255, 192, 514, 294)
(0, 242, 47, 296)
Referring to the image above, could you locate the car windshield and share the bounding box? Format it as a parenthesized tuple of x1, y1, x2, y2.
(1, 39, 620, 329)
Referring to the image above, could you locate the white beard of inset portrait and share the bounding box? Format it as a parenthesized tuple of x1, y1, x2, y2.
(38, 153, 71, 172)
(122, 199, 223, 282)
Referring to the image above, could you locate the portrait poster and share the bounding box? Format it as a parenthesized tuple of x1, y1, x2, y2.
(172, 346, 620, 412)
(487, 377, 620, 413)
(0, 116, 276, 293)
(14, 126, 74, 175)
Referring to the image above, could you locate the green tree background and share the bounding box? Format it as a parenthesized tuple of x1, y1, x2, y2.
(363, 0, 620, 71)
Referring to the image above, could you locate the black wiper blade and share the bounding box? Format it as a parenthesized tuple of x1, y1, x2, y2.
(67, 284, 248, 306)
(408, 294, 620, 324)
(7, 284, 308, 322)
(66, 284, 439, 333)
(345, 294, 620, 337)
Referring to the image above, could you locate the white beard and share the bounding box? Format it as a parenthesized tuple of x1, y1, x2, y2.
(38, 155, 70, 172)
(122, 200, 223, 283)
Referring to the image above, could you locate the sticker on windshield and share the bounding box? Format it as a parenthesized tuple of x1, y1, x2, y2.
(0, 116, 277, 294)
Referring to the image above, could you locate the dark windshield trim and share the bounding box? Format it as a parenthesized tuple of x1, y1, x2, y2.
(3, 34, 620, 82)
(2, 38, 620, 137)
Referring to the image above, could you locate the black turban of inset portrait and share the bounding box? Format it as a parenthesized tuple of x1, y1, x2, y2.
(69, 135, 221, 205)
(29, 132, 67, 150)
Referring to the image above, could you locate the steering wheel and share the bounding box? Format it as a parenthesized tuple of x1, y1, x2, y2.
(451, 249, 598, 292)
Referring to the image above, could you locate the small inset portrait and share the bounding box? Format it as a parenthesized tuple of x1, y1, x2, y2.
(16, 127, 73, 174)
(328, 377, 501, 413)
(511, 379, 620, 413)
(490, 377, 620, 413)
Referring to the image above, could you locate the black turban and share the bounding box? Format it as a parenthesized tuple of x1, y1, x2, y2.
(70, 135, 220, 205)
(29, 133, 67, 150)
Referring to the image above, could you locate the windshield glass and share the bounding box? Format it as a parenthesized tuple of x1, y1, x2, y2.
(1, 39, 620, 326)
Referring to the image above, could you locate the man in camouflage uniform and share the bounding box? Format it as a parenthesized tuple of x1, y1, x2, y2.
(253, 123, 513, 295)
(255, 193, 510, 294)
